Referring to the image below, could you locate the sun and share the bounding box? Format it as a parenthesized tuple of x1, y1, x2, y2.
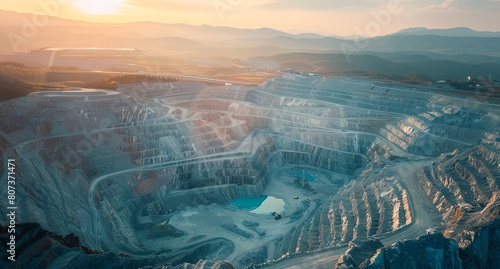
(73, 0, 125, 14)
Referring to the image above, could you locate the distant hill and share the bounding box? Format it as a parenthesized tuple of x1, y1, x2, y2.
(395, 27, 500, 38)
(1, 9, 499, 60)
(269, 53, 500, 81)
(1, 9, 500, 83)
(0, 9, 332, 55)
(0, 73, 36, 101)
(0, 9, 325, 41)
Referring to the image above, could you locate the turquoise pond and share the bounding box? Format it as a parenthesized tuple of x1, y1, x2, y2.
(230, 195, 268, 210)
(230, 195, 285, 214)
(288, 170, 316, 182)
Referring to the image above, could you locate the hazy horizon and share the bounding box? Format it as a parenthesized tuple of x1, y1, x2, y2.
(2, 0, 500, 36)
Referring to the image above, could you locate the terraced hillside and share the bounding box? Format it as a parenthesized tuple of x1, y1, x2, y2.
(417, 132, 500, 229)
(0, 75, 498, 268)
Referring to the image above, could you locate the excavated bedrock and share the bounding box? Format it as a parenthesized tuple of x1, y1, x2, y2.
(0, 75, 499, 268)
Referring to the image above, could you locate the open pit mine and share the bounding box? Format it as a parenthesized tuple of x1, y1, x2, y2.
(0, 74, 499, 268)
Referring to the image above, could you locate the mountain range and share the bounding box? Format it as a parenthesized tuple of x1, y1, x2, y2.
(395, 27, 500, 37)
(1, 9, 500, 80)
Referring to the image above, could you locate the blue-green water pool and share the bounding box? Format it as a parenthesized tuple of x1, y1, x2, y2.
(230, 195, 285, 214)
(230, 195, 268, 210)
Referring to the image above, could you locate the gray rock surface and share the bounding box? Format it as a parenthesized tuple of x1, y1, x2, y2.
(457, 218, 500, 269)
(335, 221, 500, 269)
(337, 232, 462, 269)
(334, 238, 384, 269)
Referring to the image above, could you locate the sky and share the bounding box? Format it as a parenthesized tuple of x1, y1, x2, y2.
(1, 0, 500, 36)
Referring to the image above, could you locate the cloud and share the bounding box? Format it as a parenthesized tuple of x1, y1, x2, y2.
(419, 0, 457, 11)
(256, 0, 383, 11)
(439, 0, 455, 8)
(417, 0, 500, 11)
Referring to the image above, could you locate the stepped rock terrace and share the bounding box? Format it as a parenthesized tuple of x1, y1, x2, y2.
(0, 74, 498, 268)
